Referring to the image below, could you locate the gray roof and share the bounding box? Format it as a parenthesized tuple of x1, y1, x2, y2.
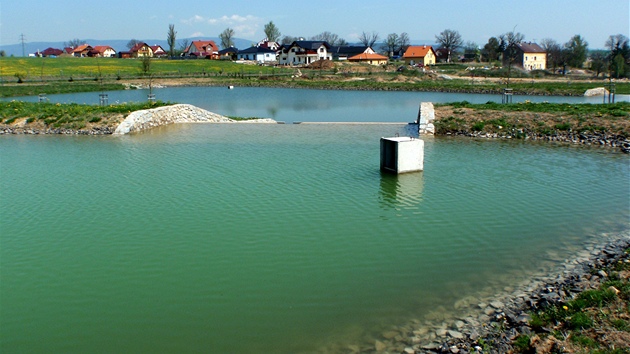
(238, 46, 276, 54)
(516, 42, 545, 53)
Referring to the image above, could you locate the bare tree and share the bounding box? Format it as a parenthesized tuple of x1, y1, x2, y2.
(435, 29, 463, 62)
(64, 38, 82, 48)
(264, 21, 281, 42)
(281, 35, 299, 45)
(358, 31, 379, 47)
(397, 32, 410, 55)
(167, 24, 177, 58)
(383, 33, 399, 57)
(310, 32, 344, 46)
(179, 39, 191, 55)
(127, 39, 142, 50)
(499, 30, 525, 85)
(219, 28, 235, 49)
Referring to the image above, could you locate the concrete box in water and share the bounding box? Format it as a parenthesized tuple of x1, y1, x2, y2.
(380, 137, 424, 174)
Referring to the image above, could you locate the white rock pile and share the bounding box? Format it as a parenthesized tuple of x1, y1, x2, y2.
(113, 104, 276, 135)
(584, 87, 609, 97)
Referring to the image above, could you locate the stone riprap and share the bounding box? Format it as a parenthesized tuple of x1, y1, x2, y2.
(113, 104, 276, 135)
(417, 102, 435, 135)
(584, 87, 610, 97)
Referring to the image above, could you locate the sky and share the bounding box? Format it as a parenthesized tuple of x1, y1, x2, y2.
(1, 0, 628, 49)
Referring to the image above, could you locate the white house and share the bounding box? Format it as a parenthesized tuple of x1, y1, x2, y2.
(279, 41, 332, 65)
(237, 46, 277, 63)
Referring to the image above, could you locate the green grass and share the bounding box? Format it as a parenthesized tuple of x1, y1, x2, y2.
(0, 101, 170, 129)
(0, 57, 292, 79)
(2, 57, 629, 97)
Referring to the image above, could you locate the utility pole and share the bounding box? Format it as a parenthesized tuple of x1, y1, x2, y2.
(20, 34, 27, 57)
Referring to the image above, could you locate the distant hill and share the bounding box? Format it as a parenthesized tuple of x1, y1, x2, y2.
(0, 37, 255, 57)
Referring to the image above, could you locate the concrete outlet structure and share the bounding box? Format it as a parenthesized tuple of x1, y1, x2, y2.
(380, 137, 424, 174)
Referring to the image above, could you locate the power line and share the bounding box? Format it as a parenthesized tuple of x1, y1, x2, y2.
(20, 34, 27, 57)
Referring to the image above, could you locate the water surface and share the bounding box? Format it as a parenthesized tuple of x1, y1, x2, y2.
(1, 124, 628, 353)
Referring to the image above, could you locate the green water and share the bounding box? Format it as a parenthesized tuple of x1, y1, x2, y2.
(1, 124, 629, 353)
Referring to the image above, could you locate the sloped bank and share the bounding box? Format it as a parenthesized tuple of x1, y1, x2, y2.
(113, 104, 276, 135)
(433, 105, 630, 153)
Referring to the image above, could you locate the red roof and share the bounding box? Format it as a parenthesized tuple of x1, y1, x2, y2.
(130, 42, 149, 52)
(189, 40, 218, 53)
(41, 47, 63, 56)
(150, 45, 166, 53)
(92, 45, 114, 54)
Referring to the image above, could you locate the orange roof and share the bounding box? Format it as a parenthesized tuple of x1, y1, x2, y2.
(403, 45, 435, 59)
(348, 53, 388, 61)
(92, 46, 114, 53)
(73, 44, 91, 53)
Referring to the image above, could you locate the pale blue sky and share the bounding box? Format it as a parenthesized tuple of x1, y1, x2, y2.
(1, 0, 628, 48)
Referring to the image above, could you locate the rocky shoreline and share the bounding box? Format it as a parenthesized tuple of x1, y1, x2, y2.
(442, 130, 630, 153)
(346, 232, 629, 354)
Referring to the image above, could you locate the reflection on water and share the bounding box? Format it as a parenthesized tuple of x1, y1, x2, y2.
(379, 172, 424, 211)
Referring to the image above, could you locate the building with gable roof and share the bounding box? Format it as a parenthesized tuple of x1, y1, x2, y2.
(185, 40, 219, 59)
(402, 45, 436, 66)
(150, 45, 167, 58)
(91, 46, 117, 57)
(508, 42, 546, 70)
(237, 46, 277, 63)
(348, 52, 389, 65)
(330, 46, 374, 61)
(278, 41, 332, 66)
(72, 44, 93, 57)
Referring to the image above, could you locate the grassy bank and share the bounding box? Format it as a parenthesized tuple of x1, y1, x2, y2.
(0, 101, 170, 131)
(434, 101, 630, 138)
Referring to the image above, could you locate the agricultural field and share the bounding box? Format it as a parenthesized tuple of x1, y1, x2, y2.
(1, 57, 628, 98)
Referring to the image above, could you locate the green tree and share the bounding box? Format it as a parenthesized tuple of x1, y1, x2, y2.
(482, 37, 501, 62)
(589, 52, 607, 77)
(167, 24, 177, 58)
(219, 28, 235, 49)
(435, 29, 463, 62)
(564, 35, 588, 68)
(605, 34, 630, 78)
(264, 21, 281, 42)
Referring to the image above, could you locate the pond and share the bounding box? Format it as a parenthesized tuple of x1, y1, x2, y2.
(5, 86, 629, 123)
(1, 122, 628, 353)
